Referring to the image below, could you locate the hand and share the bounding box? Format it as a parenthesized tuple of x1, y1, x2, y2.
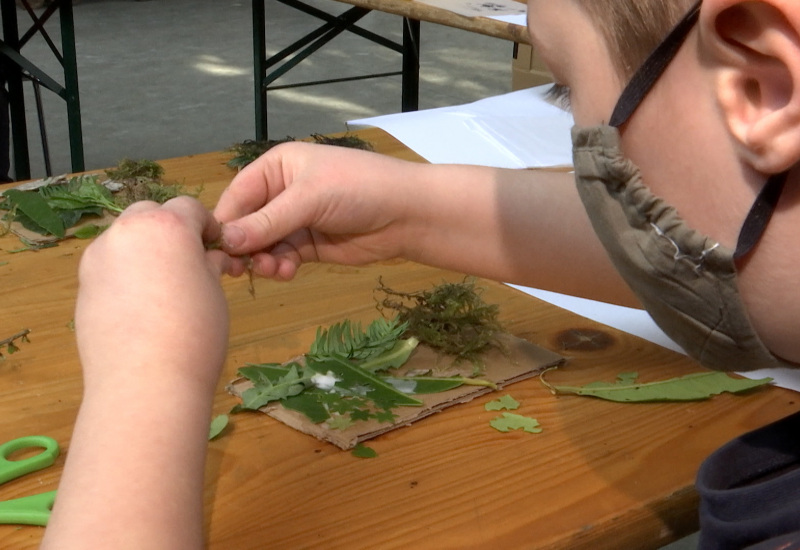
(75, 196, 239, 392)
(44, 197, 240, 549)
(214, 142, 425, 280)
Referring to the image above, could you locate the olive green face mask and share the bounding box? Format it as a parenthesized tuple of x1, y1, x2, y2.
(570, 2, 792, 371)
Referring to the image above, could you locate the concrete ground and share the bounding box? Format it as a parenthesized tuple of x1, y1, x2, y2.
(4, 2, 700, 548)
(7, 0, 513, 178)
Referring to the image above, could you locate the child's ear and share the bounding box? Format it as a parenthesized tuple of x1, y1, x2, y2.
(700, 0, 800, 174)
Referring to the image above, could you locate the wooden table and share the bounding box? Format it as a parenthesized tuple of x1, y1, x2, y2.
(1, 128, 798, 549)
(252, 0, 530, 139)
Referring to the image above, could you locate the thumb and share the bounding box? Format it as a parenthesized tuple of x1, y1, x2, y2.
(219, 189, 312, 255)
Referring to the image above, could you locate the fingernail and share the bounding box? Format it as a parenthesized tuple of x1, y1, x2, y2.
(221, 224, 245, 249)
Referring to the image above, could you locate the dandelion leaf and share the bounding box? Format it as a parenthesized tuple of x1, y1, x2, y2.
(552, 371, 772, 402)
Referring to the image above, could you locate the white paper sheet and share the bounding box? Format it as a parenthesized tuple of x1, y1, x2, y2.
(348, 85, 574, 168)
(506, 284, 800, 392)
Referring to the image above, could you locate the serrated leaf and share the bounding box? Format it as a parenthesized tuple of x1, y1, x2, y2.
(238, 364, 309, 410)
(490, 413, 542, 433)
(208, 414, 229, 440)
(351, 444, 378, 458)
(485, 395, 520, 411)
(552, 371, 773, 402)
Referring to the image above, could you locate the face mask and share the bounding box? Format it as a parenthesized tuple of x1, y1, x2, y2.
(571, 1, 793, 371)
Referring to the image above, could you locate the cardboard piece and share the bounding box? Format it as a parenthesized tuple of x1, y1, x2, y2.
(227, 333, 565, 449)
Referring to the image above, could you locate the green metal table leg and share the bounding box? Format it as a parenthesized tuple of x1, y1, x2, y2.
(59, 0, 84, 172)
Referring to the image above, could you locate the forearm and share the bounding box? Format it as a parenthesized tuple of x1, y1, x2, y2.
(400, 164, 640, 306)
(41, 372, 214, 550)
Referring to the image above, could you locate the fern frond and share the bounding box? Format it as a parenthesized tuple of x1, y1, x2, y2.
(308, 317, 408, 362)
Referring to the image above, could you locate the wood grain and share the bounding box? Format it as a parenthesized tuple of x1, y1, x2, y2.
(1, 129, 797, 549)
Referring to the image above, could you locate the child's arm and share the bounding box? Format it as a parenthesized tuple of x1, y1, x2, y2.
(41, 197, 237, 550)
(214, 142, 638, 306)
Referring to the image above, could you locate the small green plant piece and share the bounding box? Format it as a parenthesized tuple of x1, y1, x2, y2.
(208, 414, 229, 440)
(1, 329, 30, 360)
(310, 133, 373, 151)
(376, 277, 504, 364)
(227, 134, 373, 170)
(351, 444, 378, 458)
(226, 138, 295, 169)
(485, 395, 520, 411)
(104, 158, 165, 181)
(546, 371, 773, 402)
(490, 413, 542, 434)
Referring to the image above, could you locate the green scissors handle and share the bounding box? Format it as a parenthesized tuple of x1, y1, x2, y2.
(0, 436, 60, 526)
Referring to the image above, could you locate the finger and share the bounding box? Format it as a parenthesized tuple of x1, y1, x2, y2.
(214, 153, 280, 223)
(219, 188, 314, 255)
(159, 196, 222, 247)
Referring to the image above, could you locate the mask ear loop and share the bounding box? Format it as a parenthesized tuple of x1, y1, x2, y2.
(609, 1, 701, 128)
(733, 171, 788, 260)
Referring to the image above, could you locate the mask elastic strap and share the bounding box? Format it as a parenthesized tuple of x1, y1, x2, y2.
(609, 1, 701, 128)
(733, 171, 788, 260)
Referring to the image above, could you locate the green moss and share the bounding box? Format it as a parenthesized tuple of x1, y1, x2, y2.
(376, 278, 503, 365)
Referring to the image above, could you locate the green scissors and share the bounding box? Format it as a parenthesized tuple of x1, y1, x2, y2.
(0, 435, 59, 526)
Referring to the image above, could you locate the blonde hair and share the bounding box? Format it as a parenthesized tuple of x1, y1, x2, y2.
(574, 0, 696, 78)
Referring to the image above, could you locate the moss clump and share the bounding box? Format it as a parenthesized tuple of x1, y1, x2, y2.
(226, 138, 295, 170)
(104, 158, 191, 209)
(227, 134, 373, 170)
(105, 158, 165, 181)
(376, 278, 503, 365)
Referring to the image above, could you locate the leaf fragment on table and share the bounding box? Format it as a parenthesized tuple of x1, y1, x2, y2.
(550, 371, 773, 402)
(485, 394, 520, 411)
(208, 414, 229, 440)
(490, 413, 542, 434)
(351, 444, 378, 458)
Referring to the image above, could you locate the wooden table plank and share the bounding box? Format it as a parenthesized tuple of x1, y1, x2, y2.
(1, 129, 797, 549)
(335, 0, 530, 43)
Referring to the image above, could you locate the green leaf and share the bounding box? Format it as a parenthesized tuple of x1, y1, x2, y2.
(552, 371, 773, 402)
(307, 357, 422, 408)
(4, 189, 65, 237)
(208, 414, 229, 440)
(351, 444, 378, 458)
(326, 414, 354, 430)
(485, 395, 520, 411)
(308, 317, 408, 363)
(490, 413, 542, 433)
(73, 224, 106, 239)
(360, 337, 419, 372)
(238, 364, 309, 410)
(281, 392, 331, 423)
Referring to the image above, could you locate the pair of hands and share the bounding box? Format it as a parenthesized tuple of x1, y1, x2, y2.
(76, 142, 412, 389)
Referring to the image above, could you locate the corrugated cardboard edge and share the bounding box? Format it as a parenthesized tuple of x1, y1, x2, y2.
(227, 333, 565, 449)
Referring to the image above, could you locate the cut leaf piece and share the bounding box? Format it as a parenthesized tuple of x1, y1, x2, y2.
(485, 395, 520, 411)
(490, 413, 542, 433)
(208, 414, 229, 440)
(551, 371, 772, 402)
(351, 444, 378, 458)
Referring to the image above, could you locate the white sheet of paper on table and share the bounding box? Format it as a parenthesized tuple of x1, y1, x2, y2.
(348, 85, 574, 169)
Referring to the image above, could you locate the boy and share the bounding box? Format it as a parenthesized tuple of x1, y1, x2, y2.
(213, 0, 800, 373)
